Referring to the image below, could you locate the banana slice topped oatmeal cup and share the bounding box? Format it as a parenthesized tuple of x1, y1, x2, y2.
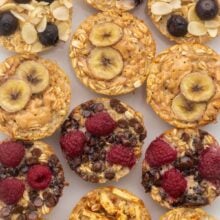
(147, 43, 220, 128)
(0, 0, 72, 53)
(69, 10, 155, 96)
(0, 53, 71, 140)
(69, 187, 151, 220)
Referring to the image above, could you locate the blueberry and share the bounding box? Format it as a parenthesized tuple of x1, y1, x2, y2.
(196, 0, 219, 20)
(38, 23, 59, 46)
(14, 0, 31, 3)
(167, 15, 188, 37)
(0, 11, 18, 36)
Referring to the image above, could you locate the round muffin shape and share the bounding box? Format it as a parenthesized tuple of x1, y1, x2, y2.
(0, 139, 65, 220)
(0, 0, 72, 53)
(147, 0, 220, 43)
(85, 0, 143, 11)
(142, 128, 220, 209)
(147, 43, 220, 128)
(160, 208, 216, 220)
(60, 98, 147, 183)
(69, 10, 155, 96)
(0, 53, 71, 140)
(69, 186, 151, 219)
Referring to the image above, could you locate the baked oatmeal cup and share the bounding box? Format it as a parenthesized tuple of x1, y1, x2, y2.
(0, 53, 71, 140)
(60, 98, 147, 183)
(0, 0, 72, 53)
(69, 186, 151, 220)
(142, 128, 220, 209)
(0, 139, 65, 220)
(147, 0, 220, 43)
(160, 208, 216, 220)
(85, 0, 143, 11)
(147, 43, 220, 128)
(69, 10, 155, 95)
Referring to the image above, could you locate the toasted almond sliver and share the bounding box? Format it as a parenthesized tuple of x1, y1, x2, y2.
(19, 3, 34, 10)
(0, 0, 7, 7)
(30, 17, 41, 25)
(188, 21, 207, 36)
(10, 10, 26, 22)
(31, 42, 43, 53)
(169, 0, 181, 9)
(21, 23, 37, 44)
(57, 22, 70, 41)
(37, 16, 47, 32)
(63, 0, 72, 8)
(0, 3, 16, 10)
(52, 6, 69, 21)
(205, 20, 220, 28)
(151, 2, 172, 15)
(188, 6, 200, 22)
(207, 28, 218, 37)
(50, 1, 61, 11)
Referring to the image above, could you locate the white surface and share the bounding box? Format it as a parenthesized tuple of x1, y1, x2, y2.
(0, 0, 220, 219)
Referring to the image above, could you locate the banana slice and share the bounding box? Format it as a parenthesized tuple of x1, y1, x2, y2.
(87, 47, 124, 80)
(171, 94, 207, 122)
(180, 72, 215, 102)
(89, 22, 123, 47)
(0, 79, 31, 113)
(16, 60, 49, 94)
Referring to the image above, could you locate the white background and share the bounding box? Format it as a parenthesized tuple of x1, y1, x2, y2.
(0, 0, 220, 219)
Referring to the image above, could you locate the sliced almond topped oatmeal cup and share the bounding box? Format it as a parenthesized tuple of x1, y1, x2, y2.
(0, 53, 71, 140)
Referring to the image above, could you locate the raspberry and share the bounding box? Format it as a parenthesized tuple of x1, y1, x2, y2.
(85, 112, 116, 136)
(162, 168, 187, 198)
(145, 138, 177, 167)
(27, 165, 52, 190)
(199, 146, 220, 183)
(60, 131, 86, 158)
(0, 178, 25, 205)
(107, 145, 136, 168)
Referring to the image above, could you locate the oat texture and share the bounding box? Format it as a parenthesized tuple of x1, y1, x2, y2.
(0, 53, 71, 140)
(0, 0, 72, 53)
(69, 10, 155, 95)
(147, 44, 220, 128)
(69, 187, 151, 220)
(147, 0, 220, 43)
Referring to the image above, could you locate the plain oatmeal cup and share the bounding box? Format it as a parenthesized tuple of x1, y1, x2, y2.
(147, 43, 220, 128)
(0, 0, 72, 53)
(85, 0, 143, 11)
(60, 98, 147, 183)
(160, 208, 216, 220)
(69, 10, 155, 96)
(69, 186, 151, 220)
(147, 0, 220, 43)
(142, 128, 220, 209)
(0, 139, 65, 220)
(0, 53, 71, 140)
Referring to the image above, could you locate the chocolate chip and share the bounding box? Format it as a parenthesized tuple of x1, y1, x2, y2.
(83, 110, 91, 118)
(27, 211, 38, 220)
(12, 205, 23, 214)
(84, 145, 91, 154)
(92, 162, 103, 172)
(49, 154, 59, 165)
(88, 174, 99, 183)
(61, 118, 79, 134)
(33, 197, 43, 207)
(26, 157, 38, 165)
(69, 157, 81, 169)
(110, 99, 120, 108)
(129, 118, 139, 127)
(193, 137, 203, 151)
(21, 141, 33, 148)
(175, 156, 194, 170)
(16, 214, 26, 220)
(0, 207, 11, 217)
(117, 119, 129, 128)
(45, 196, 57, 207)
(134, 123, 144, 134)
(183, 194, 208, 206)
(181, 132, 190, 142)
(31, 148, 42, 158)
(94, 103, 104, 112)
(115, 104, 126, 114)
(104, 171, 115, 180)
(139, 131, 147, 141)
(42, 191, 51, 200)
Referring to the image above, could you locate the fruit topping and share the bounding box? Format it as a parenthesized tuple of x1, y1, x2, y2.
(0, 141, 25, 167)
(87, 47, 124, 80)
(195, 0, 219, 20)
(162, 168, 187, 198)
(0, 178, 25, 205)
(16, 61, 49, 94)
(167, 15, 188, 37)
(27, 165, 52, 190)
(145, 138, 177, 167)
(0, 79, 31, 113)
(85, 112, 116, 136)
(60, 131, 86, 158)
(0, 11, 18, 36)
(37, 0, 54, 3)
(14, 0, 31, 3)
(38, 22, 58, 46)
(180, 72, 215, 102)
(89, 22, 123, 47)
(171, 94, 206, 122)
(107, 145, 136, 168)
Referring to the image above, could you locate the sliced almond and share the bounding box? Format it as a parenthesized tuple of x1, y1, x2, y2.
(188, 6, 200, 22)
(21, 23, 37, 44)
(52, 6, 69, 21)
(19, 4, 35, 10)
(50, 1, 61, 11)
(57, 22, 70, 41)
(188, 21, 207, 36)
(169, 0, 181, 9)
(205, 20, 220, 28)
(207, 28, 218, 37)
(30, 17, 41, 25)
(30, 7, 44, 18)
(37, 16, 47, 32)
(151, 2, 172, 15)
(0, 0, 7, 7)
(63, 0, 72, 8)
(10, 10, 26, 22)
(31, 42, 43, 53)
(0, 3, 16, 11)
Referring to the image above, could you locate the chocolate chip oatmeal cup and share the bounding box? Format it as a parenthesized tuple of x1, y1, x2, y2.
(85, 0, 143, 11)
(0, 53, 71, 140)
(69, 186, 151, 220)
(147, 0, 220, 43)
(147, 43, 220, 128)
(160, 208, 216, 220)
(69, 10, 155, 96)
(60, 98, 147, 183)
(0, 0, 72, 53)
(0, 139, 65, 220)
(142, 128, 220, 209)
